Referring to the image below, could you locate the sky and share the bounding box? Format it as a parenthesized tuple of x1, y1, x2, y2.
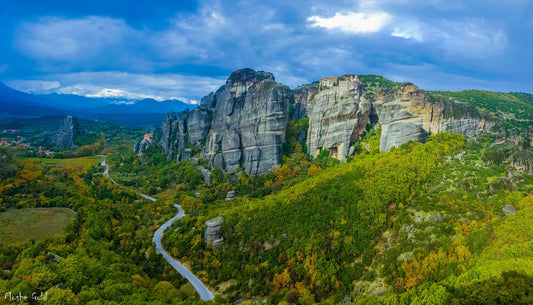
(0, 0, 532, 104)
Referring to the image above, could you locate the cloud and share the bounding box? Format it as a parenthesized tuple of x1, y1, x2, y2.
(5, 80, 60, 94)
(391, 24, 423, 41)
(8, 72, 226, 103)
(386, 16, 507, 59)
(308, 11, 391, 34)
(436, 19, 507, 58)
(13, 16, 134, 61)
(3, 0, 530, 98)
(87, 89, 130, 98)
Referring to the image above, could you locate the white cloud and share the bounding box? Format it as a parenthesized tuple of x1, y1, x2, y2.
(111, 100, 136, 105)
(153, 8, 231, 61)
(13, 16, 133, 61)
(87, 88, 129, 98)
(391, 24, 423, 41)
(5, 80, 60, 94)
(7, 72, 226, 103)
(308, 11, 391, 34)
(262, 23, 285, 31)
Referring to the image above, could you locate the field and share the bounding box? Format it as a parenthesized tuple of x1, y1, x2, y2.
(0, 208, 76, 243)
(26, 156, 103, 172)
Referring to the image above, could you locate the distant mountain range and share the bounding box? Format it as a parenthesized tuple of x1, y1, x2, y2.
(0, 82, 195, 126)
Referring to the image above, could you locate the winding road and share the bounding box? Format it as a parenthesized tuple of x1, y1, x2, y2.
(100, 157, 214, 300)
(152, 204, 215, 301)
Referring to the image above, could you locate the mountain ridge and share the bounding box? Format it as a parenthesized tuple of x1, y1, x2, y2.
(0, 82, 195, 126)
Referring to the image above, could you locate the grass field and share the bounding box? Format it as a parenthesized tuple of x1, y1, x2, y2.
(26, 156, 102, 172)
(0, 208, 76, 243)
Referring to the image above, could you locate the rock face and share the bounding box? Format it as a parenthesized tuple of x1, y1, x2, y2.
(306, 76, 372, 161)
(373, 83, 491, 152)
(291, 83, 319, 121)
(161, 68, 290, 175)
(157, 69, 495, 176)
(160, 111, 190, 161)
(48, 116, 84, 150)
(205, 216, 224, 250)
(133, 128, 155, 154)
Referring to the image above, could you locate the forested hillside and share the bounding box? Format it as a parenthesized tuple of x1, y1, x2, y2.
(159, 131, 533, 304)
(1, 80, 533, 304)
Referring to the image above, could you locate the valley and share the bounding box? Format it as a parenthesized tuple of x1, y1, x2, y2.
(0, 70, 533, 304)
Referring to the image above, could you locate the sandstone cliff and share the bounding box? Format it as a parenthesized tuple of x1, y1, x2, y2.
(46, 115, 84, 150)
(161, 68, 290, 175)
(373, 83, 492, 152)
(158, 69, 496, 176)
(306, 76, 372, 161)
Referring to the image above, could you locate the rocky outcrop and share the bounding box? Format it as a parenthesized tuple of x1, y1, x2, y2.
(305, 80, 492, 158)
(225, 190, 235, 201)
(374, 83, 492, 152)
(160, 111, 190, 161)
(202, 69, 290, 175)
(133, 127, 155, 154)
(161, 68, 290, 175)
(205, 216, 224, 250)
(187, 107, 210, 149)
(157, 69, 495, 176)
(306, 76, 372, 161)
(502, 204, 516, 216)
(47, 115, 84, 150)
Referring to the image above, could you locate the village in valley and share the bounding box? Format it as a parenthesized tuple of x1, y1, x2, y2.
(1, 129, 54, 157)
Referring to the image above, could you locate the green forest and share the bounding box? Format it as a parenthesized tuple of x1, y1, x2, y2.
(159, 131, 533, 304)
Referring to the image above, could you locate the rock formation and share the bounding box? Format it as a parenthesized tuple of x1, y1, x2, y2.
(133, 127, 155, 154)
(161, 68, 290, 175)
(47, 115, 84, 150)
(157, 69, 496, 176)
(306, 75, 372, 161)
(373, 83, 491, 152)
(160, 111, 190, 161)
(291, 83, 319, 121)
(205, 216, 224, 250)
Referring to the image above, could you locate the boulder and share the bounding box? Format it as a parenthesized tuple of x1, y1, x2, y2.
(205, 216, 224, 243)
(502, 204, 516, 216)
(225, 190, 236, 201)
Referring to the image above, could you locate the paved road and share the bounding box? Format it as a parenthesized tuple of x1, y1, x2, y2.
(140, 194, 157, 202)
(152, 204, 215, 301)
(100, 159, 109, 176)
(102, 157, 214, 300)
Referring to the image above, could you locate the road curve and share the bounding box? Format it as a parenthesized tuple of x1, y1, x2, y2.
(152, 204, 215, 301)
(103, 157, 213, 300)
